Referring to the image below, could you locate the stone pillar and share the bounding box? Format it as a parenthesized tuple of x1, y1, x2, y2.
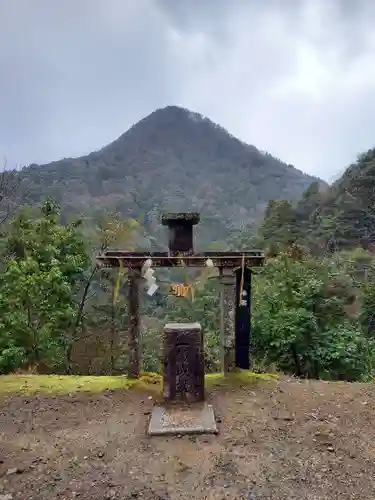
(163, 322, 205, 403)
(128, 269, 141, 378)
(219, 268, 236, 374)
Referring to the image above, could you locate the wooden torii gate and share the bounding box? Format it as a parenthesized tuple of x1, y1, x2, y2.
(97, 213, 265, 378)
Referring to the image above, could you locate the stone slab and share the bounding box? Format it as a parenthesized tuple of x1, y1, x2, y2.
(148, 402, 218, 436)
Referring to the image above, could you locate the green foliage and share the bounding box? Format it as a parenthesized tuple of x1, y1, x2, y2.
(360, 282, 375, 337)
(256, 149, 375, 254)
(0, 200, 90, 373)
(258, 200, 297, 247)
(252, 252, 374, 381)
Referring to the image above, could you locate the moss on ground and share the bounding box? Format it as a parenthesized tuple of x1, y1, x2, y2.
(0, 370, 277, 396)
(205, 370, 277, 390)
(0, 374, 133, 395)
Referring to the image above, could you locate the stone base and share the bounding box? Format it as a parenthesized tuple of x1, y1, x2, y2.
(148, 402, 218, 436)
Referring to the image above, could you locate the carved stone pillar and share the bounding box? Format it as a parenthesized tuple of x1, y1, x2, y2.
(163, 322, 204, 403)
(128, 269, 141, 378)
(219, 268, 236, 374)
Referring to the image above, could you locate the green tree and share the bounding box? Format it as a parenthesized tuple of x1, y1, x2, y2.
(0, 200, 90, 373)
(258, 200, 297, 252)
(252, 252, 373, 381)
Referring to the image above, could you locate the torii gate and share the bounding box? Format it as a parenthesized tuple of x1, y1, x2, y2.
(97, 213, 265, 378)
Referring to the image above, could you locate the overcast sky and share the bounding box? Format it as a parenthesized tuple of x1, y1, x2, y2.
(1, 0, 375, 181)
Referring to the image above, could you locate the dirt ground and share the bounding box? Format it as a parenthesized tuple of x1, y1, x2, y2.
(1, 377, 375, 500)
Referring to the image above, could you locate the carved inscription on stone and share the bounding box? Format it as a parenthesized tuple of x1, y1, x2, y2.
(175, 343, 190, 396)
(163, 323, 205, 403)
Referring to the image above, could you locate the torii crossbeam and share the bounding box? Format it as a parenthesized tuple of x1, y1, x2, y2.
(97, 212, 265, 378)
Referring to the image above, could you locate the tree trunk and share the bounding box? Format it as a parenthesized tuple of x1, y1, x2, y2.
(291, 344, 302, 377)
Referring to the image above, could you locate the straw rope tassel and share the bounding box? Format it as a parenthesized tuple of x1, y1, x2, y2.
(180, 253, 195, 302)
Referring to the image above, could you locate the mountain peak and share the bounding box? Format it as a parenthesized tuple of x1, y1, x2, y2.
(22, 105, 323, 246)
(149, 105, 205, 121)
(104, 105, 258, 160)
(132, 105, 213, 131)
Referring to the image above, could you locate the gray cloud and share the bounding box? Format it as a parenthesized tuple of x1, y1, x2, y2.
(1, 0, 375, 181)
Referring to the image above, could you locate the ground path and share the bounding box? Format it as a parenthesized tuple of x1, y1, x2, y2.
(1, 376, 375, 499)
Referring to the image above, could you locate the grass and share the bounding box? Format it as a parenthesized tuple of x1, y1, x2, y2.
(0, 370, 278, 396)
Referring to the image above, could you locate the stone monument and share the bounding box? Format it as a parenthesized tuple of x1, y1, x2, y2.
(162, 322, 205, 403)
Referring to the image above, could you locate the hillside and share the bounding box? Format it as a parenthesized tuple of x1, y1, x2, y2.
(258, 148, 375, 253)
(20, 106, 321, 247)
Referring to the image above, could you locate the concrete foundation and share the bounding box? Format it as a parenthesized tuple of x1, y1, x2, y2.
(148, 402, 218, 436)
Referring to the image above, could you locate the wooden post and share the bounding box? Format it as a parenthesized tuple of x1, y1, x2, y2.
(219, 268, 236, 374)
(235, 267, 252, 369)
(128, 269, 140, 378)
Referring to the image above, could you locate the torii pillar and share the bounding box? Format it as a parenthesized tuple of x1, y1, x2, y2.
(235, 267, 252, 370)
(219, 268, 236, 373)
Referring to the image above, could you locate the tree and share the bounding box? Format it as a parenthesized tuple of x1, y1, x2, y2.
(258, 200, 298, 252)
(0, 200, 90, 373)
(76, 213, 139, 374)
(252, 252, 373, 381)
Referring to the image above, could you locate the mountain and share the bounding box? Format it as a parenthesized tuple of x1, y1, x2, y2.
(257, 148, 375, 253)
(20, 106, 322, 248)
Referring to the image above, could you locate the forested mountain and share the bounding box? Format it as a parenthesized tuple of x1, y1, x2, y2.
(257, 149, 375, 254)
(2, 110, 375, 383)
(19, 105, 321, 248)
